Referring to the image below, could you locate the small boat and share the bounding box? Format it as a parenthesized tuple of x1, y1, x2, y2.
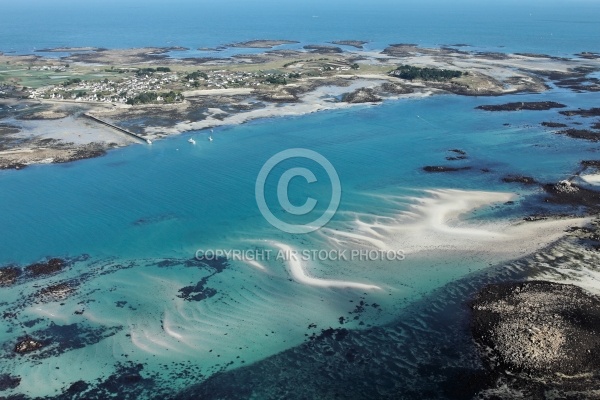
(208, 135, 213, 142)
(188, 138, 196, 145)
(146, 139, 153, 145)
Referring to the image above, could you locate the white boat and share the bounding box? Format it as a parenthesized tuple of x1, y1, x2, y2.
(146, 139, 153, 145)
(188, 138, 196, 145)
(208, 135, 213, 142)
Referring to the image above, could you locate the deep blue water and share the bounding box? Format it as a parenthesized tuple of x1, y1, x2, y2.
(1, 0, 600, 55)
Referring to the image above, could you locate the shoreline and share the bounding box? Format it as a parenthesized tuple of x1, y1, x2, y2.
(2, 41, 599, 170)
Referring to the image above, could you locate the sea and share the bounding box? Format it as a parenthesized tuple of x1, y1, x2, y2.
(0, 0, 600, 398)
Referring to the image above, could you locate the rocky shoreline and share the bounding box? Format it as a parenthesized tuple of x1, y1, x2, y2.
(471, 281, 600, 397)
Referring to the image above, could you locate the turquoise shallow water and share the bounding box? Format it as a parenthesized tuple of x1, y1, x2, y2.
(1, 87, 599, 398)
(1, 91, 596, 264)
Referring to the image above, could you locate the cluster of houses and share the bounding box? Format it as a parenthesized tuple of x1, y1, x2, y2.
(26, 71, 181, 103)
(24, 59, 355, 104)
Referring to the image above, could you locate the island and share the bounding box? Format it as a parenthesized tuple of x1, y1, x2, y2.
(1, 42, 599, 170)
(330, 40, 368, 49)
(227, 39, 299, 48)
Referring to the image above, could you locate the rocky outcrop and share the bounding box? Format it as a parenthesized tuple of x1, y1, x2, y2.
(543, 180, 600, 210)
(14, 336, 45, 354)
(475, 101, 566, 111)
(541, 121, 568, 128)
(24, 258, 65, 277)
(559, 107, 600, 117)
(552, 180, 580, 194)
(577, 52, 600, 60)
(446, 149, 468, 161)
(501, 175, 538, 185)
(0, 266, 20, 286)
(342, 88, 381, 103)
(471, 281, 600, 375)
(38, 283, 75, 302)
(423, 165, 471, 173)
(556, 128, 600, 141)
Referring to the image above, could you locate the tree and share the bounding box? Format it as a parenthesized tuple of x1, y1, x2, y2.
(390, 65, 462, 81)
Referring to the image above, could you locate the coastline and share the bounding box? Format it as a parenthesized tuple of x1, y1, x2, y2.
(1, 41, 598, 170)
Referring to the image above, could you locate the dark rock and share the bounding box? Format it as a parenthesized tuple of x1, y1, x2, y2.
(559, 107, 600, 118)
(59, 362, 153, 399)
(577, 52, 600, 60)
(501, 175, 538, 185)
(541, 121, 568, 128)
(542, 179, 600, 210)
(550, 180, 580, 194)
(536, 68, 600, 92)
(66, 380, 88, 394)
(38, 283, 74, 302)
(21, 322, 121, 360)
(446, 149, 468, 161)
(14, 336, 44, 354)
(24, 258, 65, 276)
(556, 128, 600, 141)
(423, 165, 471, 173)
(309, 327, 349, 342)
(0, 162, 27, 170)
(523, 215, 548, 222)
(475, 101, 566, 112)
(55, 146, 106, 164)
(471, 281, 600, 376)
(582, 160, 600, 168)
(449, 149, 467, 155)
(176, 257, 228, 302)
(0, 266, 21, 286)
(178, 277, 217, 302)
(0, 374, 21, 391)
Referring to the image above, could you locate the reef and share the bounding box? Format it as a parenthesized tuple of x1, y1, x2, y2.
(475, 101, 566, 112)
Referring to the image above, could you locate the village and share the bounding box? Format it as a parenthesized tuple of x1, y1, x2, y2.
(23, 58, 357, 105)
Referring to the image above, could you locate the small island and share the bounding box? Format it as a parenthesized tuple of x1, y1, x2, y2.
(330, 40, 368, 49)
(228, 39, 299, 49)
